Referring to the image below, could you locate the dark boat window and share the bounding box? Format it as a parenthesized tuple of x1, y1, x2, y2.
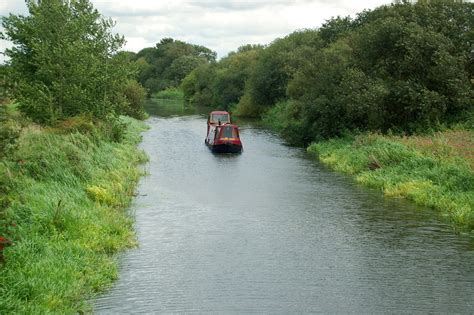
(221, 126, 238, 138)
(211, 114, 230, 122)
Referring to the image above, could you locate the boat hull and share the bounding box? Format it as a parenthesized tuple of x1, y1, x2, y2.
(210, 142, 242, 153)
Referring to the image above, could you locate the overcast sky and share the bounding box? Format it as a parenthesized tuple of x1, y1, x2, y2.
(1, 0, 392, 62)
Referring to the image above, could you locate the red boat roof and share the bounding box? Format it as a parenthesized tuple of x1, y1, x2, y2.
(210, 111, 229, 114)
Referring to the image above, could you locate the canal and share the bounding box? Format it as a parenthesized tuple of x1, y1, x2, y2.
(94, 101, 474, 313)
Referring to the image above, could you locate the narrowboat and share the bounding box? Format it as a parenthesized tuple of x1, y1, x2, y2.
(205, 123, 243, 153)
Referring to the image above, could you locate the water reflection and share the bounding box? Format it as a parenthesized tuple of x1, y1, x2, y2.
(144, 98, 211, 118)
(94, 101, 474, 314)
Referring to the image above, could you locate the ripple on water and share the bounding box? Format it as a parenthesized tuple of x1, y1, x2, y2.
(93, 113, 474, 314)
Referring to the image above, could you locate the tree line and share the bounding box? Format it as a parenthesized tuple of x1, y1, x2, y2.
(182, 1, 474, 145)
(2, 0, 472, 148)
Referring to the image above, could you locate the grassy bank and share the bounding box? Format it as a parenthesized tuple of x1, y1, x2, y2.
(308, 131, 474, 232)
(0, 115, 148, 313)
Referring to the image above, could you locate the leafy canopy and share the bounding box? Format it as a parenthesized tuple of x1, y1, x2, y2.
(1, 0, 139, 124)
(135, 38, 217, 95)
(209, 1, 474, 143)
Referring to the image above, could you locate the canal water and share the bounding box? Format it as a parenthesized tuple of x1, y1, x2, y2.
(94, 101, 474, 313)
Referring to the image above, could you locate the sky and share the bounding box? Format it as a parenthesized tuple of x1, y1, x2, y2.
(1, 0, 393, 62)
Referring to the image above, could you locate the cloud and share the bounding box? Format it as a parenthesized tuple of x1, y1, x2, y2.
(96, 0, 391, 58)
(0, 1, 28, 16)
(1, 0, 392, 62)
(186, 0, 315, 11)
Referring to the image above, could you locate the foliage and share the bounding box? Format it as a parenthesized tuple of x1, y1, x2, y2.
(1, 0, 140, 124)
(153, 87, 184, 100)
(0, 116, 148, 313)
(262, 100, 305, 145)
(351, 16, 471, 130)
(0, 104, 21, 159)
(0, 65, 8, 104)
(236, 30, 323, 117)
(181, 63, 216, 107)
(182, 44, 262, 110)
(287, 37, 354, 141)
(190, 2, 473, 143)
(135, 38, 216, 95)
(309, 132, 474, 231)
(319, 16, 355, 46)
(212, 47, 261, 110)
(281, 2, 473, 143)
(122, 80, 147, 119)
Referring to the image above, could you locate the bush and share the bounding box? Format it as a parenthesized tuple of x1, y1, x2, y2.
(102, 117, 128, 143)
(54, 114, 96, 135)
(153, 87, 184, 100)
(0, 104, 21, 159)
(233, 92, 262, 117)
(123, 80, 147, 119)
(263, 100, 306, 145)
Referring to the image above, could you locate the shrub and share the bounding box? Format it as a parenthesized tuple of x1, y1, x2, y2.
(123, 80, 147, 119)
(153, 87, 184, 100)
(0, 104, 21, 159)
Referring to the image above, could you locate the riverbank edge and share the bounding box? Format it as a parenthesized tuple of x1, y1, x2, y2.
(307, 132, 474, 233)
(0, 115, 148, 313)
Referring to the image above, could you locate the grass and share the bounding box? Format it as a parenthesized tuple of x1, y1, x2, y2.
(0, 115, 148, 313)
(308, 131, 474, 232)
(152, 87, 184, 100)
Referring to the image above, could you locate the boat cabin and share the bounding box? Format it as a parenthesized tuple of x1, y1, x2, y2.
(205, 123, 242, 153)
(207, 111, 231, 134)
(208, 111, 231, 125)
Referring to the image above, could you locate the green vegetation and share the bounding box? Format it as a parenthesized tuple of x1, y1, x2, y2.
(180, 0, 474, 230)
(0, 114, 148, 313)
(0, 1, 472, 311)
(153, 87, 185, 100)
(133, 38, 216, 95)
(123, 80, 148, 120)
(308, 132, 474, 231)
(0, 103, 21, 160)
(182, 1, 473, 144)
(1, 0, 146, 123)
(0, 1, 149, 312)
(182, 44, 263, 110)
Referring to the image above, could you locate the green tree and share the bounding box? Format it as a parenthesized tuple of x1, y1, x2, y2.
(211, 45, 261, 109)
(319, 16, 354, 46)
(287, 38, 353, 142)
(122, 80, 147, 119)
(236, 29, 323, 117)
(181, 44, 262, 110)
(352, 15, 472, 130)
(181, 64, 216, 106)
(181, 1, 473, 141)
(135, 38, 216, 94)
(1, 0, 137, 124)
